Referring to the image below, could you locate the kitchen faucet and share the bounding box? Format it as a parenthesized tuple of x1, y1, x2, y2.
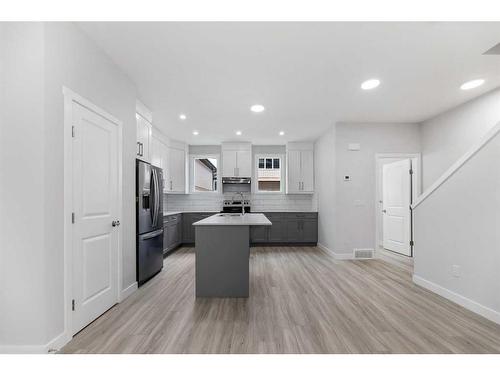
(238, 192, 245, 215)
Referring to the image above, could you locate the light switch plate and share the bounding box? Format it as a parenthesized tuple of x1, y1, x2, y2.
(452, 265, 461, 278)
(348, 143, 361, 151)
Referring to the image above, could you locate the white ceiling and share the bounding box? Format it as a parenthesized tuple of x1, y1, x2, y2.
(77, 22, 500, 145)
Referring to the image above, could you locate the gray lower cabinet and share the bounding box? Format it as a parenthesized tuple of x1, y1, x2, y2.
(250, 212, 318, 244)
(268, 214, 286, 242)
(250, 225, 268, 243)
(163, 213, 182, 254)
(182, 212, 215, 244)
(162, 212, 316, 249)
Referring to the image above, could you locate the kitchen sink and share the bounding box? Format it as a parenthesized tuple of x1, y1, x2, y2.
(217, 213, 244, 217)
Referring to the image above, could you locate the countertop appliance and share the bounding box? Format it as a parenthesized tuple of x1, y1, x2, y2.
(136, 159, 164, 286)
(221, 198, 251, 214)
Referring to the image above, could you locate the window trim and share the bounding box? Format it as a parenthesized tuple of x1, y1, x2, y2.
(253, 153, 285, 194)
(189, 153, 221, 194)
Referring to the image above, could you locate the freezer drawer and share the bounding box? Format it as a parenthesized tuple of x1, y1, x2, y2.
(137, 229, 164, 285)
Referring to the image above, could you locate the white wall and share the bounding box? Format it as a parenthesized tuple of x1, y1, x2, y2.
(314, 125, 336, 252)
(421, 88, 500, 189)
(43, 22, 138, 344)
(0, 22, 48, 348)
(413, 128, 500, 323)
(334, 122, 421, 254)
(0, 22, 139, 351)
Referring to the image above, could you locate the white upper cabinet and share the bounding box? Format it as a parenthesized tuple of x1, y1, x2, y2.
(221, 143, 252, 177)
(222, 150, 237, 177)
(136, 114, 151, 162)
(136, 100, 153, 162)
(150, 134, 164, 168)
(237, 150, 252, 177)
(167, 145, 186, 193)
(286, 142, 314, 194)
(150, 125, 187, 194)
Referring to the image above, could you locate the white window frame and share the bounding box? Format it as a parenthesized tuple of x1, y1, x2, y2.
(189, 154, 221, 194)
(254, 153, 285, 194)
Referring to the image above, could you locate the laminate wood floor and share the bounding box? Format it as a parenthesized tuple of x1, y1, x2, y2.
(61, 246, 500, 354)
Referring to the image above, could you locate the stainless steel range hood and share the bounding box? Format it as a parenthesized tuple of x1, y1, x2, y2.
(222, 177, 251, 193)
(222, 177, 251, 184)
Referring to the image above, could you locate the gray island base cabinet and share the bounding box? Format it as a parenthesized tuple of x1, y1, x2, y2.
(195, 226, 250, 297)
(193, 213, 271, 298)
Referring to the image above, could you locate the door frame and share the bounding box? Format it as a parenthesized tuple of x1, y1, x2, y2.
(63, 87, 123, 341)
(374, 153, 421, 257)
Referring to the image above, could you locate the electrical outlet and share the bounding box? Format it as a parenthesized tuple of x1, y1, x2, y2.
(452, 265, 461, 278)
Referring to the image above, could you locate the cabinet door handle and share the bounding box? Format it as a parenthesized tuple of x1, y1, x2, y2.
(298, 182, 300, 191)
(137, 142, 141, 156)
(170, 180, 173, 191)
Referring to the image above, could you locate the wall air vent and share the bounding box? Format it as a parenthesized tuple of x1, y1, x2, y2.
(483, 43, 500, 55)
(353, 248, 374, 259)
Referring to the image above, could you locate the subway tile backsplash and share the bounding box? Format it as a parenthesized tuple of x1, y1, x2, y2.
(164, 193, 317, 212)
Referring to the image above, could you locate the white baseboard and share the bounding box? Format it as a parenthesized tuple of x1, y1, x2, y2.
(317, 243, 354, 260)
(413, 275, 500, 325)
(0, 332, 71, 354)
(119, 281, 138, 302)
(1, 283, 138, 354)
(45, 331, 71, 353)
(0, 344, 47, 354)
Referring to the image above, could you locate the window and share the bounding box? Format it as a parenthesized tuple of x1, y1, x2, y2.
(255, 154, 284, 193)
(258, 157, 280, 170)
(191, 155, 219, 193)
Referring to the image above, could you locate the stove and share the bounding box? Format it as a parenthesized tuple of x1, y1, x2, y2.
(221, 199, 251, 213)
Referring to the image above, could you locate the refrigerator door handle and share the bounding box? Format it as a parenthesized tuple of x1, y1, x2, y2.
(153, 168, 159, 227)
(141, 228, 163, 240)
(150, 168, 156, 226)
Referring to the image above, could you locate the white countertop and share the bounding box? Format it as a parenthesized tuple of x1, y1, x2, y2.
(192, 213, 272, 226)
(163, 210, 217, 216)
(164, 210, 317, 216)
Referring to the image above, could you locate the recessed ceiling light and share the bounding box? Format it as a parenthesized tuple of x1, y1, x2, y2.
(361, 79, 381, 90)
(279, 131, 285, 136)
(460, 79, 485, 90)
(179, 114, 187, 120)
(236, 130, 242, 136)
(192, 130, 199, 135)
(250, 104, 265, 113)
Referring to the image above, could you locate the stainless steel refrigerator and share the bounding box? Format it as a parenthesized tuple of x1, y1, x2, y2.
(136, 159, 164, 285)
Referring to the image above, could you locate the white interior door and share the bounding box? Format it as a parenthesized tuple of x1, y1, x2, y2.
(72, 102, 120, 334)
(382, 159, 412, 256)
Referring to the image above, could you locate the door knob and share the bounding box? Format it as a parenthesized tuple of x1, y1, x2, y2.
(112, 220, 121, 227)
(382, 209, 387, 213)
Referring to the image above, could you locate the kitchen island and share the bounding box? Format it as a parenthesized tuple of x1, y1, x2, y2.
(193, 213, 272, 298)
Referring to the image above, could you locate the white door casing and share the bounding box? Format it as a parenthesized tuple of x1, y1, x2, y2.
(71, 101, 120, 334)
(382, 158, 412, 256)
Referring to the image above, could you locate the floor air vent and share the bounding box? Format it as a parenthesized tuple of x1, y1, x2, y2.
(353, 248, 374, 259)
